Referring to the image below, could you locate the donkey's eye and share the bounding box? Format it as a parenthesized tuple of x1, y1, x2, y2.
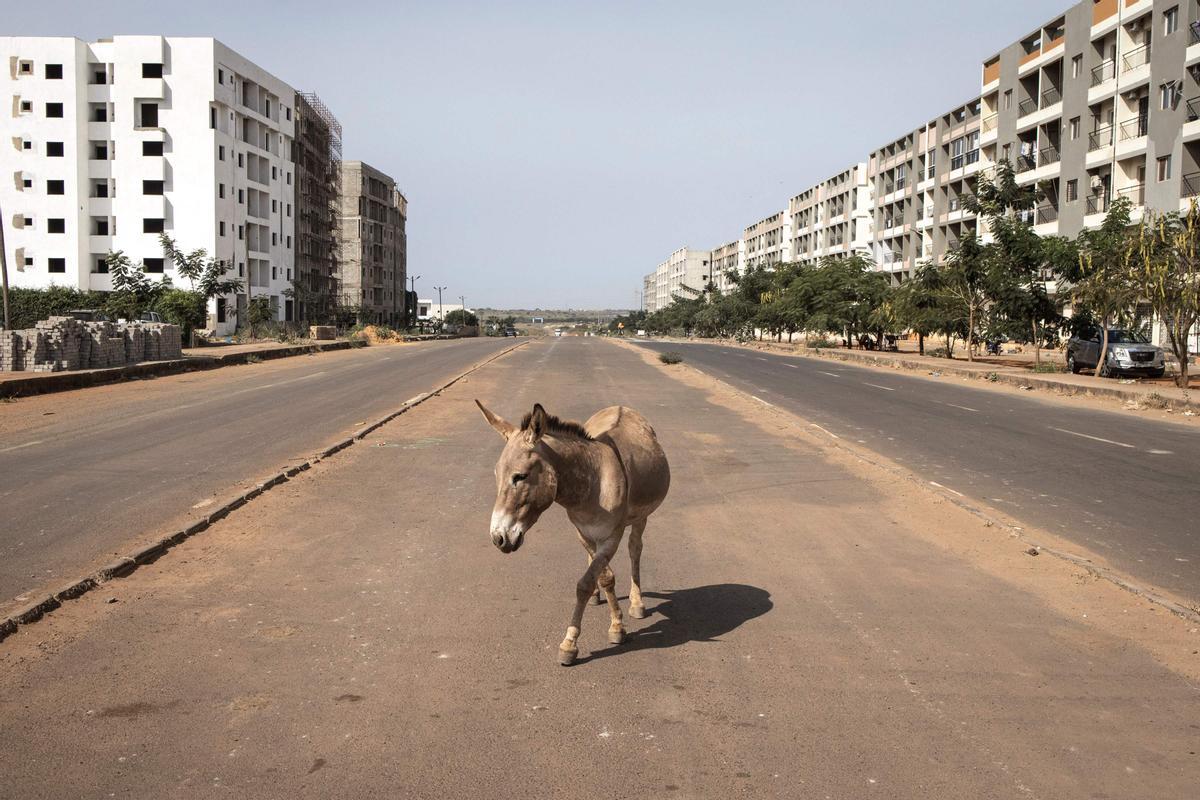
(511, 473, 527, 485)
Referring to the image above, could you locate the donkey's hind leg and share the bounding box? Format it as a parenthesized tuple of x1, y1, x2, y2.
(577, 533, 604, 605)
(597, 562, 626, 644)
(628, 519, 648, 619)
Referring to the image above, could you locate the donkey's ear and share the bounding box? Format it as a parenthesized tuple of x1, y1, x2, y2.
(528, 403, 549, 442)
(475, 399, 517, 440)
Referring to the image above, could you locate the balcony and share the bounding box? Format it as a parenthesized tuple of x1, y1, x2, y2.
(1116, 182, 1146, 206)
(1188, 96, 1200, 123)
(1121, 44, 1151, 73)
(1035, 204, 1059, 225)
(1016, 153, 1038, 173)
(1091, 59, 1116, 87)
(1088, 125, 1114, 151)
(1119, 116, 1148, 141)
(1041, 86, 1063, 108)
(1181, 172, 1200, 198)
(1038, 144, 1061, 166)
(1018, 97, 1039, 117)
(1086, 194, 1110, 215)
(981, 113, 998, 133)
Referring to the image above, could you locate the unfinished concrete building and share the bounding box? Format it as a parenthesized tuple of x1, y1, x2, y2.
(337, 161, 407, 325)
(293, 92, 341, 323)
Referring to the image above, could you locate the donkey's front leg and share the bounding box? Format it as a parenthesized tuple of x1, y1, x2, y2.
(559, 537, 618, 666)
(597, 563, 626, 644)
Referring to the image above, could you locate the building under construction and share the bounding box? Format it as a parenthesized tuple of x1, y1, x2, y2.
(293, 92, 342, 323)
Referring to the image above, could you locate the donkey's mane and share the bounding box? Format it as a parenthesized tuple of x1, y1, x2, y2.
(520, 410, 593, 440)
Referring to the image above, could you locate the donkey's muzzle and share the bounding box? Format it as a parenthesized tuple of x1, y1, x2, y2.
(492, 529, 524, 554)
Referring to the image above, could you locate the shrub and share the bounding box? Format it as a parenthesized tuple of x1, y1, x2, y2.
(658, 351, 683, 365)
(1144, 392, 1170, 409)
(6, 286, 110, 329)
(152, 288, 206, 340)
(808, 335, 836, 349)
(1032, 362, 1063, 374)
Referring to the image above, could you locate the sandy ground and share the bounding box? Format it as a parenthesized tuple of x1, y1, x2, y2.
(1, 337, 1197, 799)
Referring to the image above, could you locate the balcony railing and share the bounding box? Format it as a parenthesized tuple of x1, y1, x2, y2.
(1018, 97, 1039, 117)
(981, 113, 998, 133)
(1016, 153, 1038, 173)
(1187, 96, 1200, 123)
(1088, 125, 1114, 151)
(1119, 116, 1148, 141)
(1090, 59, 1115, 87)
(925, 165, 936, 180)
(1041, 86, 1062, 107)
(965, 149, 980, 166)
(1086, 194, 1110, 215)
(1121, 44, 1151, 73)
(1116, 182, 1146, 205)
(1038, 145, 1061, 165)
(1035, 204, 1059, 225)
(951, 154, 965, 170)
(1181, 172, 1200, 198)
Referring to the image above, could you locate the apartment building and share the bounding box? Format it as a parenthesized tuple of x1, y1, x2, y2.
(710, 238, 744, 293)
(1, 36, 297, 335)
(742, 210, 792, 268)
(980, 0, 1200, 240)
(337, 160, 407, 325)
(292, 91, 341, 323)
(643, 246, 711, 312)
(790, 163, 874, 266)
(867, 98, 984, 283)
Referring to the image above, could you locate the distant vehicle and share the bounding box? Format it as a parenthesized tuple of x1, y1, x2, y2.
(139, 311, 164, 323)
(504, 327, 519, 337)
(65, 309, 110, 322)
(554, 328, 564, 337)
(1067, 328, 1165, 378)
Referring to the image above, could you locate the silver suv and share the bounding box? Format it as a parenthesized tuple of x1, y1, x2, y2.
(1066, 328, 1165, 378)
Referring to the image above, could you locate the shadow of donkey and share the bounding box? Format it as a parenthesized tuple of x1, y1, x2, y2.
(578, 583, 772, 664)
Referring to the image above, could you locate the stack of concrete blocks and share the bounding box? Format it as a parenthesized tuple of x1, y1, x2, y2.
(0, 317, 183, 372)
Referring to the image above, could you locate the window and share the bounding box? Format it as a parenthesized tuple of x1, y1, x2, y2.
(219, 221, 226, 236)
(143, 218, 165, 233)
(19, 61, 32, 75)
(286, 172, 292, 186)
(45, 102, 63, 118)
(238, 225, 244, 240)
(143, 180, 164, 195)
(237, 153, 244, 167)
(1067, 179, 1078, 201)
(92, 105, 107, 122)
(1162, 82, 1180, 109)
(139, 102, 159, 127)
(271, 166, 277, 180)
(45, 64, 63, 79)
(286, 235, 291, 248)
(142, 140, 164, 156)
(271, 199, 277, 212)
(1003, 90, 1012, 109)
(95, 257, 109, 274)
(218, 145, 225, 161)
(93, 143, 108, 159)
(210, 107, 216, 129)
(22, 140, 32, 150)
(218, 183, 225, 199)
(1158, 155, 1172, 181)
(1071, 54, 1082, 79)
(272, 232, 277, 246)
(142, 62, 163, 78)
(46, 141, 64, 157)
(144, 258, 165, 273)
(1165, 6, 1179, 35)
(48, 218, 65, 233)
(22, 178, 32, 188)
(20, 100, 33, 113)
(93, 181, 108, 198)
(238, 189, 244, 203)
(284, 106, 291, 121)
(93, 218, 109, 235)
(91, 69, 107, 85)
(1069, 117, 1080, 139)
(218, 68, 224, 84)
(47, 180, 65, 195)
(48, 258, 66, 273)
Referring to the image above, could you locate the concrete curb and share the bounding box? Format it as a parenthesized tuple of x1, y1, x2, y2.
(0, 340, 529, 643)
(0, 341, 355, 399)
(632, 342, 1200, 626)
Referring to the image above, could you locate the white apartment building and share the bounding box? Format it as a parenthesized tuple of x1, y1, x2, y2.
(416, 299, 472, 322)
(790, 163, 874, 265)
(710, 238, 745, 293)
(1, 36, 297, 334)
(742, 209, 792, 268)
(644, 246, 711, 312)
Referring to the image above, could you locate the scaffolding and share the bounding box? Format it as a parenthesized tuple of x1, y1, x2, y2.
(293, 91, 343, 323)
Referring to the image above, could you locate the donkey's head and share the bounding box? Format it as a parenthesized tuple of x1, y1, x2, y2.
(475, 400, 560, 554)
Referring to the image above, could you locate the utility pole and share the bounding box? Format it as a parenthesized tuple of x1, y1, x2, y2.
(434, 285, 447, 329)
(0, 199, 10, 329)
(407, 274, 420, 328)
(459, 295, 467, 327)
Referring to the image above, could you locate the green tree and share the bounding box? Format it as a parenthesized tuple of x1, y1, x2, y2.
(105, 251, 169, 322)
(939, 233, 990, 360)
(1067, 197, 1137, 376)
(1127, 203, 1200, 388)
(444, 309, 479, 327)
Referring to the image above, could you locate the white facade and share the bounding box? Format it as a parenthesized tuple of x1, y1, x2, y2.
(644, 246, 711, 312)
(1, 36, 298, 334)
(416, 299, 472, 322)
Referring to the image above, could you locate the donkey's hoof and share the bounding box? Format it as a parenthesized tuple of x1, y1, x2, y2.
(629, 603, 647, 619)
(608, 627, 627, 645)
(590, 592, 604, 606)
(558, 647, 578, 666)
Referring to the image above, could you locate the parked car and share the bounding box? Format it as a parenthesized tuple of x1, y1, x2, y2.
(65, 309, 110, 322)
(1066, 328, 1166, 378)
(554, 328, 564, 337)
(138, 311, 164, 323)
(503, 327, 519, 337)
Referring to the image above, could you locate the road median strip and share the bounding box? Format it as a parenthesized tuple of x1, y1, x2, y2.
(0, 340, 529, 643)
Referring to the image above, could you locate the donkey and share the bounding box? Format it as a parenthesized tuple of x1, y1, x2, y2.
(475, 400, 671, 665)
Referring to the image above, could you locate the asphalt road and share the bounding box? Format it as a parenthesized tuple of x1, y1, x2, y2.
(634, 340, 1200, 604)
(0, 337, 514, 606)
(2, 337, 1196, 799)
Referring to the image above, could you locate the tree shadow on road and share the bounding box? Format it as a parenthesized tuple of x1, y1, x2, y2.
(576, 583, 772, 664)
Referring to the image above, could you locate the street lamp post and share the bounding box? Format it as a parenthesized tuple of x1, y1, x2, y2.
(434, 285, 447, 330)
(407, 274, 420, 328)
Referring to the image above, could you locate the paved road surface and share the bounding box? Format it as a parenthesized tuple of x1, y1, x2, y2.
(633, 340, 1200, 604)
(2, 337, 1195, 799)
(0, 337, 513, 606)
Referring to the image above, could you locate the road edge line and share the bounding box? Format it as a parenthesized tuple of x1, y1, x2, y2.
(0, 340, 530, 644)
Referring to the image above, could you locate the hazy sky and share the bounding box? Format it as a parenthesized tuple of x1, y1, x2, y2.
(12, 1, 1058, 309)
